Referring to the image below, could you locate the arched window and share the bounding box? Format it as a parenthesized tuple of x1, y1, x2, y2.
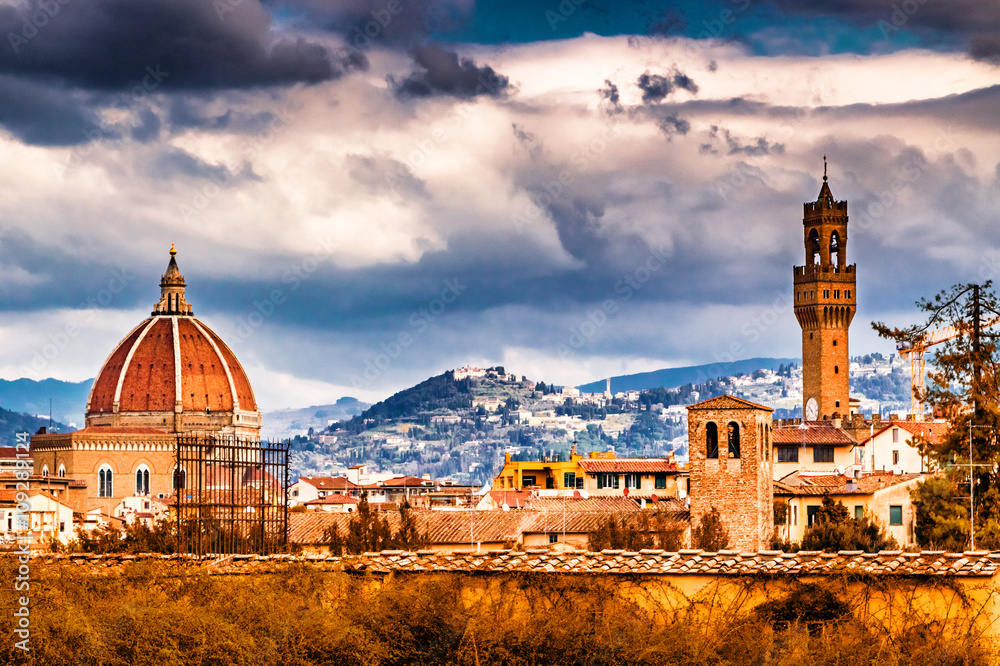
(808, 229, 821, 265)
(57, 464, 66, 478)
(99, 465, 114, 498)
(173, 466, 187, 491)
(830, 231, 840, 268)
(728, 422, 741, 459)
(706, 422, 719, 459)
(135, 465, 150, 495)
(41, 464, 49, 477)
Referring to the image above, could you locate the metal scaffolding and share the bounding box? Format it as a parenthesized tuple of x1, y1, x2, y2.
(173, 434, 289, 555)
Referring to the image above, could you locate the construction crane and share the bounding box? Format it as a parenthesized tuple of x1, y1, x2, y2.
(896, 315, 1000, 420)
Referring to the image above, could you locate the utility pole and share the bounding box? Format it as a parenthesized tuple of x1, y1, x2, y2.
(973, 283, 982, 418)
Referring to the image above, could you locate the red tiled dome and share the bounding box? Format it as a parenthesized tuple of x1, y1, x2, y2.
(86, 246, 258, 427)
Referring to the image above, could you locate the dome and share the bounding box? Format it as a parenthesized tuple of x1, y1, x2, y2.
(85, 246, 260, 435)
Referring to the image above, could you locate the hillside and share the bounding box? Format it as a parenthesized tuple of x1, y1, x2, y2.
(0, 377, 91, 427)
(576, 358, 799, 393)
(0, 406, 68, 446)
(262, 398, 370, 440)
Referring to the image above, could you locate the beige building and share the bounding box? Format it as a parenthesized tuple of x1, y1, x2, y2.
(857, 419, 947, 475)
(774, 471, 923, 547)
(771, 420, 858, 479)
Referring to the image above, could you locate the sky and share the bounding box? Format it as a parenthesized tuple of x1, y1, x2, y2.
(1, 0, 999, 410)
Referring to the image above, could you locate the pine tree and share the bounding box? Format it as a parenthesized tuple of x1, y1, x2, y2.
(692, 506, 730, 551)
(874, 281, 1000, 549)
(801, 495, 897, 553)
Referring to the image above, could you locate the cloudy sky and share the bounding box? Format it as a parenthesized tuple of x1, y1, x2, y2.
(1, 0, 999, 409)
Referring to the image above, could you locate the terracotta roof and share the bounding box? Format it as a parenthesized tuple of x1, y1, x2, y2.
(504, 496, 642, 513)
(486, 491, 533, 508)
(0, 447, 19, 459)
(34, 550, 1000, 579)
(347, 549, 1000, 577)
(687, 395, 773, 412)
(299, 476, 358, 490)
(578, 459, 679, 473)
(87, 252, 257, 419)
(305, 495, 359, 505)
(773, 423, 856, 446)
(774, 472, 924, 496)
(365, 476, 432, 488)
(859, 420, 950, 446)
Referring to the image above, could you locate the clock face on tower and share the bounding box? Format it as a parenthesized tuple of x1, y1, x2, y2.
(806, 398, 819, 422)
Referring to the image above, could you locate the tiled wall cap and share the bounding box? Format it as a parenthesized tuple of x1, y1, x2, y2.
(779, 553, 798, 559)
(944, 553, 966, 559)
(717, 550, 740, 556)
(678, 549, 703, 555)
(416, 550, 437, 556)
(363, 552, 381, 557)
(878, 550, 903, 556)
(820, 553, 839, 559)
(525, 549, 549, 554)
(639, 549, 665, 555)
(836, 551, 863, 556)
(380, 550, 405, 555)
(601, 550, 624, 555)
(757, 551, 783, 557)
(921, 551, 946, 555)
(964, 551, 991, 557)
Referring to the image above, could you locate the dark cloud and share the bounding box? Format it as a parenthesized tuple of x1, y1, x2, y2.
(0, 0, 365, 90)
(265, 0, 472, 50)
(0, 76, 107, 146)
(657, 114, 691, 137)
(700, 126, 784, 156)
(166, 98, 286, 135)
(637, 69, 699, 103)
(599, 79, 622, 116)
(512, 123, 542, 160)
(141, 147, 260, 185)
(757, 0, 1000, 62)
(131, 109, 161, 143)
(392, 44, 510, 100)
(345, 153, 428, 198)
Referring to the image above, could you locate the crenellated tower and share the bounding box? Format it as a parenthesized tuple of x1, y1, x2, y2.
(793, 159, 856, 421)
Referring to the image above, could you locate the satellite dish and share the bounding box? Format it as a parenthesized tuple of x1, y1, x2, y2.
(623, 487, 629, 497)
(806, 397, 819, 422)
(651, 494, 659, 504)
(572, 490, 582, 499)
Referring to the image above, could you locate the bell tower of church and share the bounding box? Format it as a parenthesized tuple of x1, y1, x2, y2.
(794, 159, 855, 421)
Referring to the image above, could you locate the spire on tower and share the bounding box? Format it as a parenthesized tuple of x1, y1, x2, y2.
(817, 156, 833, 203)
(153, 245, 193, 316)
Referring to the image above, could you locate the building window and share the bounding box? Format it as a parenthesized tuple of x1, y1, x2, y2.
(522, 475, 536, 487)
(42, 465, 49, 477)
(173, 467, 187, 491)
(854, 506, 864, 520)
(58, 464, 65, 478)
(807, 505, 819, 527)
(99, 465, 114, 498)
(813, 447, 834, 463)
(776, 446, 799, 463)
(832, 340, 837, 346)
(576, 476, 584, 489)
(597, 473, 620, 490)
(548, 533, 559, 544)
(889, 506, 903, 526)
(624, 474, 641, 489)
(563, 472, 576, 489)
(834, 366, 839, 374)
(706, 422, 719, 459)
(728, 422, 741, 459)
(892, 451, 899, 465)
(834, 290, 840, 299)
(654, 473, 667, 489)
(892, 428, 899, 443)
(846, 290, 851, 298)
(793, 505, 798, 526)
(135, 465, 150, 495)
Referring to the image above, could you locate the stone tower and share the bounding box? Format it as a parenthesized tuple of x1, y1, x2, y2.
(687, 395, 774, 552)
(794, 159, 856, 421)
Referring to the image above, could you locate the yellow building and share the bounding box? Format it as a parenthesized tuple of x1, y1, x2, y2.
(492, 445, 686, 499)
